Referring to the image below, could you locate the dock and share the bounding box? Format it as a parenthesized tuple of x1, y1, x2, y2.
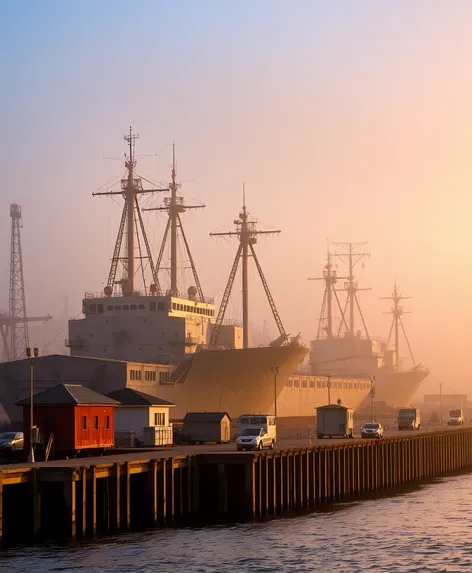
(1, 427, 471, 547)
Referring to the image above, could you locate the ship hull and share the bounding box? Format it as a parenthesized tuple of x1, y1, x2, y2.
(138, 345, 371, 424)
(372, 368, 430, 407)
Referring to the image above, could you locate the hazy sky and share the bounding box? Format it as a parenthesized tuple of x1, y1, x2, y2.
(1, 0, 472, 396)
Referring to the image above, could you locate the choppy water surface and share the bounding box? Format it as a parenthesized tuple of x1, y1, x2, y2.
(3, 474, 472, 572)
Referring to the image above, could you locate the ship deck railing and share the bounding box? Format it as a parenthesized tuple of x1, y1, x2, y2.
(84, 290, 214, 304)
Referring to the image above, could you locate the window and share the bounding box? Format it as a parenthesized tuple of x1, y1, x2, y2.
(309, 380, 315, 388)
(105, 416, 110, 430)
(89, 305, 96, 314)
(131, 304, 137, 310)
(293, 379, 300, 388)
(158, 302, 165, 311)
(81, 416, 87, 430)
(107, 305, 113, 311)
(301, 380, 307, 388)
(154, 413, 165, 426)
(115, 305, 122, 310)
(287, 379, 293, 387)
(138, 304, 145, 310)
(150, 302, 157, 311)
(123, 305, 129, 311)
(93, 416, 99, 430)
(97, 304, 104, 314)
(172, 303, 177, 310)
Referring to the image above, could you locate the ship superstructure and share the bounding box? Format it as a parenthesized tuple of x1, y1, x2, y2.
(308, 242, 429, 407)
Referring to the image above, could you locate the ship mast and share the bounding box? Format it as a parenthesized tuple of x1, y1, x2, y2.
(308, 244, 348, 339)
(93, 127, 167, 296)
(143, 144, 205, 299)
(380, 282, 416, 370)
(333, 241, 371, 338)
(209, 188, 285, 349)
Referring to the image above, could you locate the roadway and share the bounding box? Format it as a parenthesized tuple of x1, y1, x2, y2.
(0, 422, 465, 470)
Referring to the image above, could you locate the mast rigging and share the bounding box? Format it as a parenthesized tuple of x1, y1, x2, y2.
(209, 189, 286, 349)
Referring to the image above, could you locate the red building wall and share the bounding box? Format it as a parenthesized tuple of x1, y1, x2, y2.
(74, 405, 115, 449)
(23, 404, 115, 452)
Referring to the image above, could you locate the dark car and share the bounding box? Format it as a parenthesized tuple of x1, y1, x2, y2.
(0, 431, 24, 452)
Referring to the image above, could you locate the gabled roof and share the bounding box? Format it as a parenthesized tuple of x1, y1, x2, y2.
(183, 412, 231, 423)
(16, 384, 119, 406)
(107, 388, 175, 407)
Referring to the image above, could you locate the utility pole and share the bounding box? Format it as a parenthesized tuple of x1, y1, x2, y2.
(271, 366, 279, 418)
(332, 242, 370, 338)
(26, 346, 38, 462)
(380, 282, 416, 370)
(439, 382, 443, 424)
(327, 374, 331, 404)
(209, 188, 285, 349)
(370, 376, 376, 422)
(143, 144, 205, 299)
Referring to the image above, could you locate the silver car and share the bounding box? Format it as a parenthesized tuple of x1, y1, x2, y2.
(0, 431, 24, 452)
(361, 422, 384, 439)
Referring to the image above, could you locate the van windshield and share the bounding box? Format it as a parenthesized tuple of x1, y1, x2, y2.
(241, 428, 262, 436)
(450, 410, 462, 417)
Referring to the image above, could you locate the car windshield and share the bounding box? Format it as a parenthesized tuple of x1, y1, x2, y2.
(0, 432, 16, 440)
(241, 428, 261, 436)
(450, 410, 461, 417)
(363, 424, 379, 429)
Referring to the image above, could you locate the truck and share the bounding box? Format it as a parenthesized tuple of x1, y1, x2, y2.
(448, 409, 465, 426)
(316, 404, 355, 439)
(397, 407, 421, 430)
(236, 414, 276, 451)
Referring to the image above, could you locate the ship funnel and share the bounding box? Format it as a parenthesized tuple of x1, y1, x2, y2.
(187, 286, 198, 299)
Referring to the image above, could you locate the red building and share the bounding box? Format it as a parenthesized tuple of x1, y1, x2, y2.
(17, 383, 118, 454)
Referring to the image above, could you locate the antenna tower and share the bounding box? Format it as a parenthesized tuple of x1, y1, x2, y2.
(209, 188, 286, 349)
(143, 144, 205, 299)
(93, 127, 168, 297)
(332, 241, 371, 339)
(0, 204, 52, 361)
(380, 282, 416, 370)
(308, 244, 348, 339)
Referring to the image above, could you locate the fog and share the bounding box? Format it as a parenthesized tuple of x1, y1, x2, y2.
(1, 1, 472, 398)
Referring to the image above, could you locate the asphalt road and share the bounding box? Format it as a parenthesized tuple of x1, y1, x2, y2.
(0, 422, 465, 470)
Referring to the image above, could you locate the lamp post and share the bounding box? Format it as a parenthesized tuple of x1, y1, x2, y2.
(439, 382, 443, 424)
(26, 346, 39, 463)
(327, 374, 331, 405)
(370, 376, 376, 422)
(271, 366, 279, 419)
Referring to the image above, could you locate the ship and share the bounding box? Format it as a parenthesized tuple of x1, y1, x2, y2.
(67, 129, 371, 423)
(308, 242, 429, 409)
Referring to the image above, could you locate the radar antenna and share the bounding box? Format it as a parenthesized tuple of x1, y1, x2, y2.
(143, 144, 205, 299)
(93, 127, 168, 296)
(332, 241, 371, 338)
(209, 187, 285, 349)
(380, 282, 416, 369)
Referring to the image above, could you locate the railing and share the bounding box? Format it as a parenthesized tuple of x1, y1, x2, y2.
(84, 290, 215, 304)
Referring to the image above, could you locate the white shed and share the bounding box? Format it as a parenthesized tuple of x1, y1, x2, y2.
(107, 388, 175, 445)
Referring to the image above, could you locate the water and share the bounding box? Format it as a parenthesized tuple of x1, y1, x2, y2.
(2, 474, 472, 573)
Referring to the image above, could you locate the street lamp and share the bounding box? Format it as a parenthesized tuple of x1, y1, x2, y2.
(26, 346, 39, 463)
(327, 374, 331, 405)
(271, 366, 279, 419)
(439, 382, 443, 424)
(370, 376, 376, 422)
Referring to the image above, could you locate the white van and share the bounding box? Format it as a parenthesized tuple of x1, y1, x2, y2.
(448, 409, 465, 426)
(236, 414, 276, 451)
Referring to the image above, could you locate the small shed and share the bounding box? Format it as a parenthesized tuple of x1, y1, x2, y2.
(316, 404, 354, 439)
(107, 388, 175, 446)
(16, 383, 118, 453)
(183, 412, 232, 444)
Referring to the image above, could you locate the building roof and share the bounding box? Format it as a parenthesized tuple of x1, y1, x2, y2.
(16, 384, 120, 406)
(107, 388, 175, 407)
(183, 412, 231, 423)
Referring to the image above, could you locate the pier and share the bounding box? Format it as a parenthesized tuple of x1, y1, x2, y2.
(1, 427, 471, 547)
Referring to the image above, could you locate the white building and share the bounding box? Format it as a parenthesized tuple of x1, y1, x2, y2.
(107, 387, 175, 445)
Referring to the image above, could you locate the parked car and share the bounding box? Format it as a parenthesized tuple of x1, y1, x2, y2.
(448, 409, 465, 426)
(0, 431, 24, 452)
(361, 423, 384, 439)
(236, 414, 276, 451)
